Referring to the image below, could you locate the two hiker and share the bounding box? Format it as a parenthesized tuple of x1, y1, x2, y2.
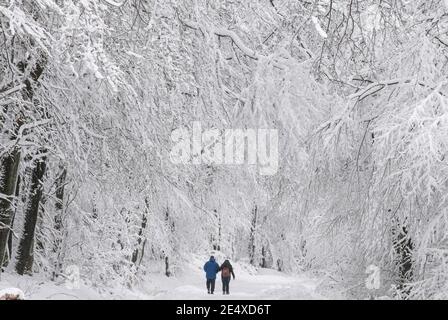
(203, 256, 236, 295)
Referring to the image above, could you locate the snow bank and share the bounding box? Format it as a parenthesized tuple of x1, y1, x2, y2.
(0, 273, 147, 300)
(0, 288, 25, 300)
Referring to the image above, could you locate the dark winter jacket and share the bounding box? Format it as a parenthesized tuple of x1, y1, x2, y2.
(219, 260, 235, 279)
(203, 256, 219, 279)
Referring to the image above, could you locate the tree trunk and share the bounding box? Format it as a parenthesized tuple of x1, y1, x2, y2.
(52, 166, 66, 280)
(55, 167, 66, 212)
(393, 224, 414, 295)
(164, 206, 174, 277)
(260, 245, 266, 268)
(248, 204, 257, 265)
(131, 200, 148, 266)
(1, 51, 46, 270)
(165, 256, 171, 277)
(15, 153, 47, 275)
(2, 176, 21, 268)
(212, 209, 221, 251)
(0, 149, 21, 270)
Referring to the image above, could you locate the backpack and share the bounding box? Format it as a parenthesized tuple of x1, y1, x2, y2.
(222, 266, 230, 277)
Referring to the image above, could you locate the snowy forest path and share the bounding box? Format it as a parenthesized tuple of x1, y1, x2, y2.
(147, 259, 327, 300)
(0, 256, 330, 299)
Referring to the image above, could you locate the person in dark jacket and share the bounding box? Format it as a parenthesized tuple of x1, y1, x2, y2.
(219, 259, 235, 295)
(203, 256, 219, 294)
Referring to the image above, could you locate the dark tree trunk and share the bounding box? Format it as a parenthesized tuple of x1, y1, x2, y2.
(164, 206, 174, 277)
(1, 31, 46, 273)
(0, 149, 21, 269)
(3, 176, 21, 268)
(276, 259, 283, 272)
(212, 209, 221, 251)
(165, 256, 171, 277)
(260, 245, 267, 268)
(54, 167, 66, 212)
(52, 166, 66, 280)
(131, 198, 148, 266)
(248, 204, 257, 266)
(393, 224, 414, 295)
(15, 153, 47, 275)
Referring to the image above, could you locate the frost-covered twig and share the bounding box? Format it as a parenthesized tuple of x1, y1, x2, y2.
(16, 119, 52, 140)
(178, 15, 260, 60)
(0, 84, 25, 99)
(102, 0, 126, 7)
(349, 78, 446, 101)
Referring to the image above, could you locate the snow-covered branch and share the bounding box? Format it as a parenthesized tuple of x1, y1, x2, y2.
(0, 84, 25, 99)
(178, 16, 260, 60)
(349, 78, 446, 101)
(102, 0, 126, 7)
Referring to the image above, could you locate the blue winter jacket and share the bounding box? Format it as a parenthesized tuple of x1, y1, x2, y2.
(203, 257, 219, 279)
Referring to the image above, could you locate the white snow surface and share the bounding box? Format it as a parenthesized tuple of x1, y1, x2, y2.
(0, 255, 335, 300)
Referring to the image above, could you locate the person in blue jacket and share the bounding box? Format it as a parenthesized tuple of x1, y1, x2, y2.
(203, 256, 219, 294)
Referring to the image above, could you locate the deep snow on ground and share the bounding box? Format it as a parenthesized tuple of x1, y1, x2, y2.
(0, 255, 337, 300)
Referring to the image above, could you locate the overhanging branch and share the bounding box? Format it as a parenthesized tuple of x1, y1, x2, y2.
(177, 15, 260, 60)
